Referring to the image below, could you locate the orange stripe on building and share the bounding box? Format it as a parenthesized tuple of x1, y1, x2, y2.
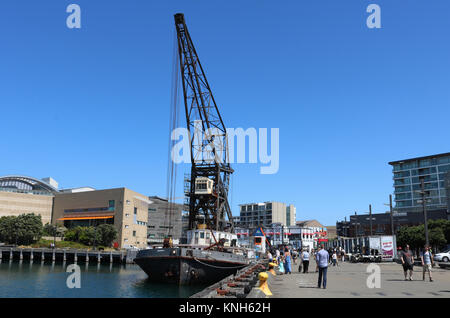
(58, 216, 114, 221)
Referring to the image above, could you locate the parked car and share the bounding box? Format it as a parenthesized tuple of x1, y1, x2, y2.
(434, 249, 450, 262)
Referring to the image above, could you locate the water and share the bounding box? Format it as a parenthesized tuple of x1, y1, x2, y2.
(0, 260, 207, 298)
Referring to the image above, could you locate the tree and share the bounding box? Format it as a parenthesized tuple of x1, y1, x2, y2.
(96, 224, 118, 247)
(0, 214, 43, 245)
(0, 216, 17, 244)
(43, 223, 57, 237)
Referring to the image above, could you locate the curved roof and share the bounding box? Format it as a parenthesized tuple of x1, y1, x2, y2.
(0, 175, 58, 195)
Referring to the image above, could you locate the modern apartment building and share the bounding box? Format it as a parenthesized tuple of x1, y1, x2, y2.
(53, 188, 150, 249)
(389, 152, 450, 212)
(0, 175, 58, 225)
(238, 201, 296, 228)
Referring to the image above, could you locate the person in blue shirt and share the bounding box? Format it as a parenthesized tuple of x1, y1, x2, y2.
(420, 245, 434, 282)
(284, 247, 292, 274)
(316, 244, 329, 289)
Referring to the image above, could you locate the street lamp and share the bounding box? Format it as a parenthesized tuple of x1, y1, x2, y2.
(415, 178, 431, 247)
(383, 194, 395, 236)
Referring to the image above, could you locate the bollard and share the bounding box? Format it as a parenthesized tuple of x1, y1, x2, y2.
(110, 251, 113, 263)
(98, 252, 101, 263)
(30, 250, 34, 261)
(74, 252, 77, 263)
(42, 251, 45, 262)
(52, 251, 55, 262)
(20, 250, 23, 260)
(256, 272, 272, 296)
(10, 248, 13, 260)
(86, 251, 89, 263)
(268, 262, 277, 276)
(63, 251, 66, 262)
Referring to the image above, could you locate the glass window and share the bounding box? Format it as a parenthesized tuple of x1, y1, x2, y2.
(132, 231, 136, 237)
(108, 200, 115, 210)
(439, 164, 450, 173)
(419, 159, 431, 167)
(200, 232, 205, 239)
(134, 207, 137, 215)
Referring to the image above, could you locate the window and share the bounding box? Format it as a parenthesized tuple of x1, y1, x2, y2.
(108, 200, 115, 211)
(133, 231, 136, 237)
(124, 238, 128, 242)
(125, 225, 129, 229)
(125, 213, 129, 217)
(134, 207, 137, 215)
(200, 232, 205, 239)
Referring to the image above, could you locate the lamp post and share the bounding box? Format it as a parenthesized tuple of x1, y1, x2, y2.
(369, 204, 373, 236)
(383, 194, 395, 236)
(416, 178, 430, 247)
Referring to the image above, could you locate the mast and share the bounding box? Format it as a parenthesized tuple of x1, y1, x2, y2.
(174, 13, 234, 232)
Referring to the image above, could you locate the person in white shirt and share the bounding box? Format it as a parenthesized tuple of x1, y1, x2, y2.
(301, 249, 310, 273)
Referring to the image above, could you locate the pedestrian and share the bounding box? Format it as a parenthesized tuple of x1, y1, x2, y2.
(275, 248, 281, 264)
(340, 248, 345, 262)
(284, 247, 292, 274)
(332, 250, 338, 266)
(301, 248, 310, 273)
(316, 244, 329, 289)
(420, 245, 434, 282)
(266, 250, 273, 262)
(401, 244, 415, 281)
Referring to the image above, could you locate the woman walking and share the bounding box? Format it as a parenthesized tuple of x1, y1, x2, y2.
(284, 247, 292, 274)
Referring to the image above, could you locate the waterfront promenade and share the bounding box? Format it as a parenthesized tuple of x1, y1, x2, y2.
(270, 262, 450, 298)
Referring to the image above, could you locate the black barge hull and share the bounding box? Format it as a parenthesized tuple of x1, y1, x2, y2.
(134, 248, 249, 285)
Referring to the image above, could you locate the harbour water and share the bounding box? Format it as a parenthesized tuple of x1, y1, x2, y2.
(0, 260, 207, 298)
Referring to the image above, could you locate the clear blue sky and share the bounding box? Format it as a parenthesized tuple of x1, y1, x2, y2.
(1, 1, 449, 226)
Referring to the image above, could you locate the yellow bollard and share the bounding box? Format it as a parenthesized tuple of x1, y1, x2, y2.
(257, 272, 272, 296)
(268, 262, 277, 276)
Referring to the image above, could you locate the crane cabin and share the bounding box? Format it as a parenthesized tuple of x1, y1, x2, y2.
(194, 177, 214, 195)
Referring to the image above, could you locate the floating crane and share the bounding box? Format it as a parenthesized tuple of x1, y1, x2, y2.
(174, 13, 234, 233)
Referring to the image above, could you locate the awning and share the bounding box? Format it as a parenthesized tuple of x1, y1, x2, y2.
(58, 216, 114, 221)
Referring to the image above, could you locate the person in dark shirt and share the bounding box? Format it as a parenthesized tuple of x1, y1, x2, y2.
(401, 244, 415, 281)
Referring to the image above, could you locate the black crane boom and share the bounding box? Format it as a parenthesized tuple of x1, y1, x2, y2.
(174, 13, 234, 232)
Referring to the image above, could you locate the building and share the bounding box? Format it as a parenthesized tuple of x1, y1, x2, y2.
(238, 201, 296, 228)
(0, 175, 58, 225)
(336, 209, 449, 238)
(147, 196, 185, 244)
(234, 223, 318, 252)
(53, 188, 150, 249)
(389, 152, 450, 212)
(326, 225, 337, 240)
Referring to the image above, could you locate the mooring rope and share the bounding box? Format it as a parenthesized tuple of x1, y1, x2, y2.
(193, 257, 248, 269)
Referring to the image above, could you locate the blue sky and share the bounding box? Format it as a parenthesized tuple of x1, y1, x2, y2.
(1, 1, 449, 226)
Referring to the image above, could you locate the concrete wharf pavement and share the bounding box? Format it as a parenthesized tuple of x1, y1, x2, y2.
(269, 261, 450, 298)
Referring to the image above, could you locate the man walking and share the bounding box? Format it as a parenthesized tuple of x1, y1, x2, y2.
(420, 245, 434, 282)
(301, 248, 310, 273)
(401, 244, 415, 281)
(316, 244, 329, 289)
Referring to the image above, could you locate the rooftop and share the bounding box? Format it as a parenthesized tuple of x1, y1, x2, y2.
(388, 152, 450, 165)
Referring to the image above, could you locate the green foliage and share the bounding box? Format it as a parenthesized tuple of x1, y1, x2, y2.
(43, 223, 57, 236)
(396, 220, 449, 251)
(63, 225, 117, 247)
(31, 238, 107, 250)
(0, 214, 43, 245)
(96, 224, 118, 246)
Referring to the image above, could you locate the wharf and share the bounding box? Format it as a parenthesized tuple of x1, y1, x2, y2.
(0, 247, 131, 264)
(268, 261, 450, 298)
